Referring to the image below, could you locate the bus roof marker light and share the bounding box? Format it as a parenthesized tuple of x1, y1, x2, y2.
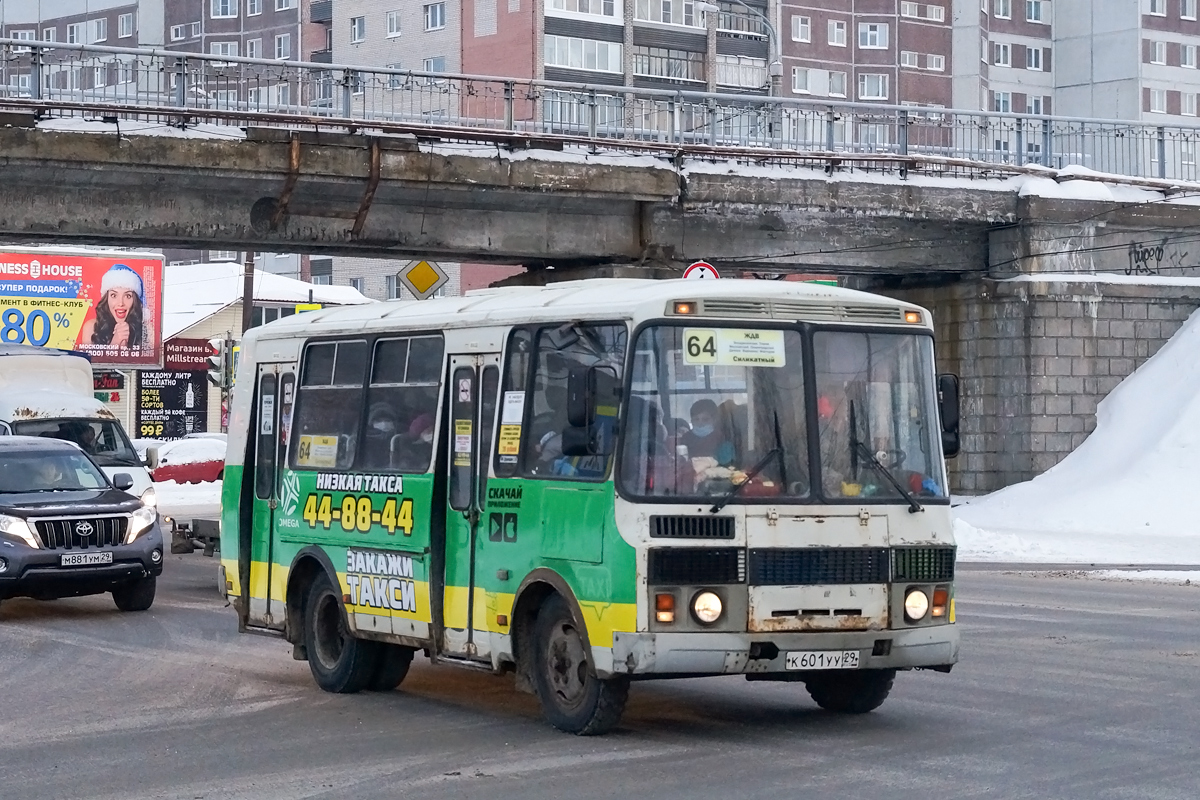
(674, 302, 696, 315)
(904, 311, 922, 324)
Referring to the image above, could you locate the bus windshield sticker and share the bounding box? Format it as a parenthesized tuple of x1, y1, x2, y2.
(454, 419, 472, 466)
(683, 328, 786, 368)
(260, 394, 275, 435)
(501, 391, 525, 424)
(296, 434, 338, 468)
(497, 425, 521, 458)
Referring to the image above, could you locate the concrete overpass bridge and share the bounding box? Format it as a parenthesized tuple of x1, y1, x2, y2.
(3, 38, 1200, 493)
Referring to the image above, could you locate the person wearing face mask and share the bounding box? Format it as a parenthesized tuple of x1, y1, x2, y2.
(364, 403, 399, 468)
(680, 398, 736, 467)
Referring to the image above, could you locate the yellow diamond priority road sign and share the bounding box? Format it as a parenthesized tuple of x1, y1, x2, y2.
(399, 260, 448, 300)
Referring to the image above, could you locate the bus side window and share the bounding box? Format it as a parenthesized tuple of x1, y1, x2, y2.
(494, 329, 532, 478)
(290, 340, 368, 471)
(362, 335, 444, 473)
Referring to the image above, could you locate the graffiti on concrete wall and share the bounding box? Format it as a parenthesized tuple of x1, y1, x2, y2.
(1125, 238, 1195, 276)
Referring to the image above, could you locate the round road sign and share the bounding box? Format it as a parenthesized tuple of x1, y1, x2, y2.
(683, 261, 721, 280)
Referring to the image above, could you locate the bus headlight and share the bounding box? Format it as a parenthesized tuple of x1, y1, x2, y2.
(125, 506, 158, 544)
(692, 591, 723, 625)
(0, 514, 39, 548)
(904, 588, 930, 622)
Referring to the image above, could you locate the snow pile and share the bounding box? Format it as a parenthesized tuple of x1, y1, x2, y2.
(156, 480, 222, 521)
(156, 438, 227, 467)
(954, 309, 1200, 565)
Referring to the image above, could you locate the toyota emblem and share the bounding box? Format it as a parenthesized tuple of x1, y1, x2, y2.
(74, 521, 94, 538)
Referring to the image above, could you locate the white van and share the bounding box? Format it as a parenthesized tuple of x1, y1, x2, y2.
(0, 345, 156, 506)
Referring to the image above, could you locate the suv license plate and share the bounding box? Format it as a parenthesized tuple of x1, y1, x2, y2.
(785, 650, 860, 670)
(61, 552, 114, 567)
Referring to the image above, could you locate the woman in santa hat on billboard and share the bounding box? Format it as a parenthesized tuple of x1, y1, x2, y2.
(81, 263, 145, 350)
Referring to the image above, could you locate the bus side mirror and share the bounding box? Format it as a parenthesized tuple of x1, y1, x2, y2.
(145, 446, 160, 470)
(567, 368, 591, 428)
(937, 373, 960, 459)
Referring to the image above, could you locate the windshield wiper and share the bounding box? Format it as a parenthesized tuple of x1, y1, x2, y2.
(849, 401, 923, 514)
(710, 447, 782, 514)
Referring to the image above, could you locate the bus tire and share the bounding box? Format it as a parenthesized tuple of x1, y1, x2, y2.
(304, 574, 378, 694)
(530, 594, 628, 735)
(805, 668, 896, 714)
(368, 644, 416, 692)
(112, 576, 156, 612)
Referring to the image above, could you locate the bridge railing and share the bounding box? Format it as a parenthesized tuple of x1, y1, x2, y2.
(3, 38, 1200, 182)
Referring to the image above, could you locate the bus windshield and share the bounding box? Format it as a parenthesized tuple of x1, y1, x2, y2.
(11, 418, 143, 468)
(813, 331, 946, 501)
(621, 325, 810, 500)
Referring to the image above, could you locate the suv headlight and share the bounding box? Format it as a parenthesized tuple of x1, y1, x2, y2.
(0, 514, 39, 548)
(125, 506, 158, 544)
(140, 487, 157, 508)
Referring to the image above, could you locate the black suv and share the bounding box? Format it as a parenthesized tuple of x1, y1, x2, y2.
(0, 436, 163, 612)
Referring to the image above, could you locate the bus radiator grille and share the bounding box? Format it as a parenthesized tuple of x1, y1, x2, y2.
(748, 548, 890, 586)
(891, 547, 956, 583)
(648, 548, 745, 585)
(649, 516, 735, 539)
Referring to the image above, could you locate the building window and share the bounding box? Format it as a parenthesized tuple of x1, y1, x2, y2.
(791, 66, 809, 93)
(633, 0, 701, 27)
(994, 42, 1011, 66)
(1027, 46, 1042, 70)
(828, 20, 846, 46)
(43, 28, 57, 41)
(387, 10, 403, 36)
(552, 0, 617, 17)
(901, 51, 919, 68)
(425, 2, 447, 30)
(386, 63, 404, 88)
(170, 25, 186, 41)
(118, 62, 135, 84)
(858, 23, 889, 49)
(210, 251, 239, 261)
(1028, 94, 1046, 114)
(1148, 0, 1165, 15)
(900, 2, 920, 16)
(275, 34, 291, 59)
(423, 55, 447, 73)
(93, 66, 107, 88)
(246, 38, 262, 58)
(118, 13, 134, 37)
(275, 83, 291, 105)
(632, 46, 704, 81)
(1151, 41, 1166, 64)
(1026, 0, 1044, 22)
(927, 4, 945, 21)
(276, 0, 295, 9)
(11, 30, 34, 52)
(92, 18, 107, 42)
(715, 55, 766, 88)
(857, 73, 888, 100)
(981, 36, 988, 62)
(386, 275, 401, 299)
(211, 41, 238, 56)
(791, 15, 810, 42)
(191, 22, 202, 36)
(546, 35, 624, 73)
(211, 0, 237, 19)
(994, 0, 1011, 18)
(1150, 88, 1167, 113)
(248, 86, 264, 105)
(828, 71, 846, 96)
(1185, 45, 1197, 68)
(993, 91, 1011, 112)
(248, 0, 262, 13)
(1184, 93, 1198, 116)
(1185, 0, 1198, 19)
(927, 53, 945, 71)
(349, 278, 365, 293)
(350, 16, 366, 43)
(67, 23, 82, 44)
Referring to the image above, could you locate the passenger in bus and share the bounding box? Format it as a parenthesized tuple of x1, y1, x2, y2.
(393, 414, 435, 472)
(680, 399, 735, 467)
(363, 403, 399, 469)
(529, 384, 567, 474)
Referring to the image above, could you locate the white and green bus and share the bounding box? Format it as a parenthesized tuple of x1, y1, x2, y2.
(220, 278, 961, 735)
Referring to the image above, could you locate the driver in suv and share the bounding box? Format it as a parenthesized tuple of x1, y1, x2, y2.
(0, 436, 163, 613)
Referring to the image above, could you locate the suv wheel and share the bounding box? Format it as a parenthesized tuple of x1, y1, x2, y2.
(112, 576, 156, 612)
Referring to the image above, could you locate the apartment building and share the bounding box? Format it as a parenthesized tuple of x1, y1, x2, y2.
(784, 1, 953, 107)
(953, 0, 1052, 114)
(163, 0, 322, 68)
(2, 0, 164, 48)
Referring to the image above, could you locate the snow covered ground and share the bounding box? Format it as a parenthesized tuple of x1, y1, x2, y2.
(954, 307, 1200, 571)
(155, 480, 221, 522)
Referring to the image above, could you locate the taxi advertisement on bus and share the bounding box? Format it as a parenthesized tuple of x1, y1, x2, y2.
(0, 247, 165, 366)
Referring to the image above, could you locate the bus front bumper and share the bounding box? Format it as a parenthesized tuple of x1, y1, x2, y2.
(605, 624, 959, 677)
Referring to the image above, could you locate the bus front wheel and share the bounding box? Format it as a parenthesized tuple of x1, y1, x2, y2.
(368, 644, 415, 692)
(531, 594, 629, 735)
(304, 574, 378, 693)
(805, 668, 896, 714)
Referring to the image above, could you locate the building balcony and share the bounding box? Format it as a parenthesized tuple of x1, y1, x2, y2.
(310, 0, 332, 24)
(310, 49, 333, 63)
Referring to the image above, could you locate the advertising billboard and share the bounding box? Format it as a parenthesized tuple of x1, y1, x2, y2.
(0, 247, 164, 366)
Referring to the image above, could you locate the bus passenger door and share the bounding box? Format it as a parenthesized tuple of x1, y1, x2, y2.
(441, 354, 500, 659)
(248, 365, 286, 629)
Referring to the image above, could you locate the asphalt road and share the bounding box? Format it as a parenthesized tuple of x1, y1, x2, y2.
(1, 556, 1197, 800)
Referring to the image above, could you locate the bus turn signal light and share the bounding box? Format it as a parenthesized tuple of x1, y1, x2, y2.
(904, 311, 922, 324)
(673, 302, 696, 315)
(931, 587, 949, 618)
(655, 593, 676, 623)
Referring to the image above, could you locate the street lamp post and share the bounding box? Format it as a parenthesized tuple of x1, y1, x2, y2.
(697, 0, 783, 96)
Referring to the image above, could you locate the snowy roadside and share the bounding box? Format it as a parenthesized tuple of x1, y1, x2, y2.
(155, 480, 221, 522)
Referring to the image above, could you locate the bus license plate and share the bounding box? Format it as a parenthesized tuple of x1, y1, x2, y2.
(60, 552, 113, 567)
(785, 650, 860, 670)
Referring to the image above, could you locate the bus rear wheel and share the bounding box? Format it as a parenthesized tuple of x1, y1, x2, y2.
(368, 644, 416, 692)
(530, 595, 628, 735)
(304, 574, 378, 694)
(805, 668, 896, 714)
